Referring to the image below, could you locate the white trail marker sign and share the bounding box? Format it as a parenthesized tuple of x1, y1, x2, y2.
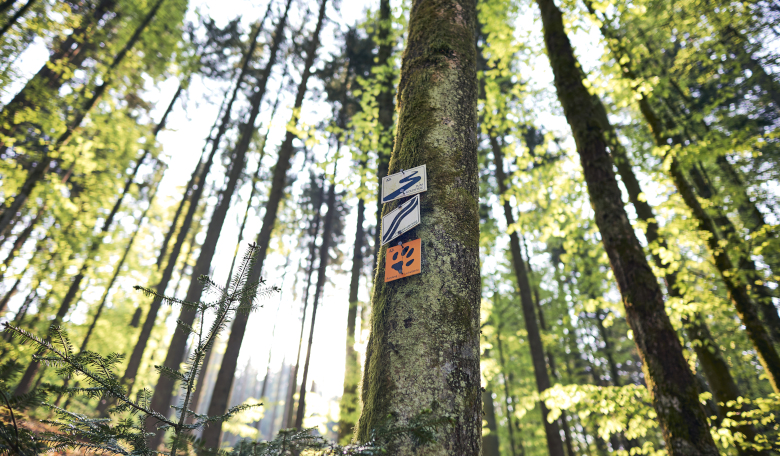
(381, 164, 427, 204)
(381, 194, 421, 246)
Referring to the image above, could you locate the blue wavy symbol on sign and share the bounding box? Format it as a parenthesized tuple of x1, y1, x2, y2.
(382, 170, 421, 203)
(382, 196, 419, 244)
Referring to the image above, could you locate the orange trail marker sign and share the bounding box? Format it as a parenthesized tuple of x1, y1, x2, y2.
(385, 238, 421, 283)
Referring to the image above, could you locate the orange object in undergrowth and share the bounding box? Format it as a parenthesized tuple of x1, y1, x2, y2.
(385, 238, 421, 283)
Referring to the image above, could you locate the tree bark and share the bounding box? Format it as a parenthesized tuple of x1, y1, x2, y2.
(490, 134, 565, 456)
(356, 1, 481, 454)
(533, 0, 719, 453)
(372, 0, 396, 272)
(337, 195, 365, 442)
(199, 0, 326, 450)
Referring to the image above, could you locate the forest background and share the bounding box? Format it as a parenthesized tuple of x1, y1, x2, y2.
(0, 0, 778, 454)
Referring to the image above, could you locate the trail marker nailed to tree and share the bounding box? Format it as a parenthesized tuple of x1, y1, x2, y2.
(381, 194, 421, 246)
(385, 238, 421, 282)
(381, 164, 427, 204)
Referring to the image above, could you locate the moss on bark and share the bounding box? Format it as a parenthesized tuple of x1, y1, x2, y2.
(356, 1, 481, 454)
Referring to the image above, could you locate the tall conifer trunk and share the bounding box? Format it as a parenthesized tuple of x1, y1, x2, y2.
(481, 387, 501, 456)
(337, 194, 365, 442)
(490, 134, 565, 456)
(199, 1, 328, 450)
(145, 5, 284, 447)
(105, 9, 270, 412)
(293, 181, 337, 429)
(356, 1, 481, 454)
(285, 177, 324, 428)
(533, 0, 719, 452)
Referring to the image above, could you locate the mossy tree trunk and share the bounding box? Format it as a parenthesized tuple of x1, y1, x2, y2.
(356, 1, 482, 454)
(338, 194, 365, 442)
(489, 134, 565, 456)
(200, 1, 327, 450)
(534, 0, 719, 453)
(580, 8, 767, 449)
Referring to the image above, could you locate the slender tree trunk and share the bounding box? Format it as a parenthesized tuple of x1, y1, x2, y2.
(110, 10, 265, 410)
(482, 387, 501, 456)
(356, 2, 481, 454)
(534, 0, 718, 452)
(495, 324, 519, 456)
(284, 179, 324, 429)
(79, 169, 164, 355)
(0, 0, 36, 39)
(147, 7, 285, 450)
(372, 0, 395, 272)
(294, 179, 337, 430)
(490, 134, 565, 456)
(265, 358, 286, 438)
(0, 203, 44, 279)
(337, 195, 365, 442)
(200, 1, 328, 450)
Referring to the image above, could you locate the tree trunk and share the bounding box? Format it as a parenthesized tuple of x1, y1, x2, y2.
(199, 0, 326, 450)
(490, 133, 566, 456)
(534, 0, 719, 453)
(265, 358, 286, 439)
(79, 168, 164, 355)
(111, 9, 267, 410)
(578, 8, 766, 451)
(356, 1, 481, 454)
(481, 387, 501, 456)
(146, 6, 284, 450)
(495, 324, 520, 456)
(337, 196, 365, 442)
(0, 0, 37, 39)
(0, 203, 44, 280)
(372, 0, 396, 272)
(284, 178, 324, 429)
(294, 179, 337, 430)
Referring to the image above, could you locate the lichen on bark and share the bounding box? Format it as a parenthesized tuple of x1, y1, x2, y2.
(355, 1, 482, 454)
